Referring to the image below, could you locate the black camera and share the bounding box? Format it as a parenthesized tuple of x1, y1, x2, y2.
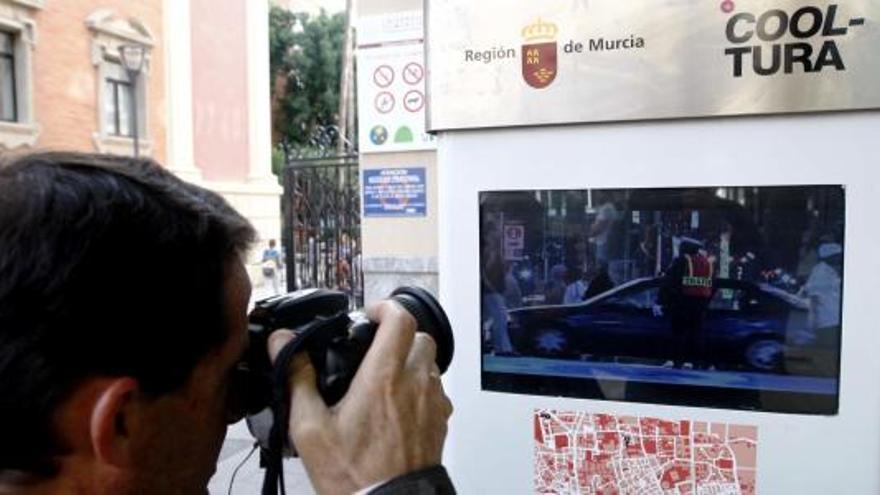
(234, 286, 454, 454)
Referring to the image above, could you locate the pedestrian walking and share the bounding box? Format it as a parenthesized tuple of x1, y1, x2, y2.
(262, 239, 283, 295)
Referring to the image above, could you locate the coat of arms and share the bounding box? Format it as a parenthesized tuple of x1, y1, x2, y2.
(522, 18, 558, 89)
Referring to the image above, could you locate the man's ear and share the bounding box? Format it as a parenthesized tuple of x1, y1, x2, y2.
(89, 377, 140, 468)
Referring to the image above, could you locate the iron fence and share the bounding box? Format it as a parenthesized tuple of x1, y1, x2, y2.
(282, 155, 363, 309)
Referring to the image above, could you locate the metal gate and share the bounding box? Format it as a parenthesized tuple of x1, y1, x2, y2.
(282, 155, 363, 309)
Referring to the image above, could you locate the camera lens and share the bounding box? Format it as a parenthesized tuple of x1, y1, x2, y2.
(316, 286, 453, 406)
(388, 286, 454, 373)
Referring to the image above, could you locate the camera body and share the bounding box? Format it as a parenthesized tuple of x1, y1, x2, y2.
(245, 288, 381, 410)
(237, 286, 454, 445)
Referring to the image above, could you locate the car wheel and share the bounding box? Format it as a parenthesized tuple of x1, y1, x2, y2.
(531, 328, 571, 357)
(744, 338, 784, 371)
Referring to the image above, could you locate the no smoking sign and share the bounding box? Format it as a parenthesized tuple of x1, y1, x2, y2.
(373, 65, 394, 88)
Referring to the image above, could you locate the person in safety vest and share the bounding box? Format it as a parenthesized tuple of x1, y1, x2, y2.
(657, 237, 715, 369)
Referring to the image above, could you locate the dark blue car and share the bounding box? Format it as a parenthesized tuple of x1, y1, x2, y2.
(507, 277, 814, 372)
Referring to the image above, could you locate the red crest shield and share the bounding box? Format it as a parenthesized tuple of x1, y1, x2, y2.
(522, 42, 557, 89)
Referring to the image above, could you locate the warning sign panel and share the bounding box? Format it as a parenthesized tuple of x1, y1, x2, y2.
(356, 12, 436, 153)
(363, 167, 427, 217)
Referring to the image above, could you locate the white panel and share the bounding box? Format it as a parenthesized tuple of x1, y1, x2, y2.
(438, 111, 880, 494)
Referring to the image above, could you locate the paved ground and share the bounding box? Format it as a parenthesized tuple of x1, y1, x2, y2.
(208, 279, 316, 495)
(208, 420, 315, 495)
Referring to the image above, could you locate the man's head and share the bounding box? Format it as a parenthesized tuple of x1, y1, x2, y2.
(269, 239, 276, 249)
(679, 237, 703, 256)
(0, 152, 256, 493)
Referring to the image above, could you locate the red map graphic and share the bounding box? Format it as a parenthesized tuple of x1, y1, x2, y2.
(534, 410, 757, 495)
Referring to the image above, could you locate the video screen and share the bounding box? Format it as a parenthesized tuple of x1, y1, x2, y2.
(480, 186, 844, 414)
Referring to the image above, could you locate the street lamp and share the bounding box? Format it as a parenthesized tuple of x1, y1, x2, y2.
(119, 43, 146, 157)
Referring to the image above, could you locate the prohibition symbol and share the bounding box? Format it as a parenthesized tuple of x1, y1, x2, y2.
(402, 62, 424, 85)
(403, 90, 424, 113)
(373, 65, 394, 88)
(375, 91, 395, 113)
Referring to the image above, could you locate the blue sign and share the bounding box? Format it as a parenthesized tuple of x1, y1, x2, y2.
(363, 167, 427, 217)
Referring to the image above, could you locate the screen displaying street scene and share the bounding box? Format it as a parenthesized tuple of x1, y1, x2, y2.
(480, 186, 844, 414)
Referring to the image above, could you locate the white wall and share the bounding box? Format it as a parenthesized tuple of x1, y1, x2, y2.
(360, 150, 439, 304)
(438, 111, 880, 494)
(356, 2, 439, 304)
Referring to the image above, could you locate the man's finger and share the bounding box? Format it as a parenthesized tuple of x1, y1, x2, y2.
(362, 300, 417, 373)
(267, 330, 329, 426)
(267, 329, 296, 365)
(405, 332, 438, 372)
(287, 353, 330, 428)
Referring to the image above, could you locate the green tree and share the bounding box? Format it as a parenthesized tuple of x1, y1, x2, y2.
(270, 6, 347, 163)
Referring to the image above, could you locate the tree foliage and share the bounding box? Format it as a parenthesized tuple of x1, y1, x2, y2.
(270, 6, 347, 163)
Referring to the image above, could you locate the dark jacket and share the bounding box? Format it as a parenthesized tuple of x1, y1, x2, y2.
(369, 465, 456, 495)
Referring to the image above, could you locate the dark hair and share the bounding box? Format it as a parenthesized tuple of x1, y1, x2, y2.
(0, 152, 256, 476)
(680, 240, 700, 256)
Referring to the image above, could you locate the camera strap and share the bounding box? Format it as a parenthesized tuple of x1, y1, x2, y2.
(262, 329, 310, 495)
(262, 313, 347, 495)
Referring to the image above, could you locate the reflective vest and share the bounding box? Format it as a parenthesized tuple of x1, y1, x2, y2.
(681, 253, 713, 298)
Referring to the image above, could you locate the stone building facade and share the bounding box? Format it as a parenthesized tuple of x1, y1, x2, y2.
(0, 0, 281, 278)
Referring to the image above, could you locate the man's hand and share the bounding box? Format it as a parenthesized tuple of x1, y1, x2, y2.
(267, 300, 453, 495)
